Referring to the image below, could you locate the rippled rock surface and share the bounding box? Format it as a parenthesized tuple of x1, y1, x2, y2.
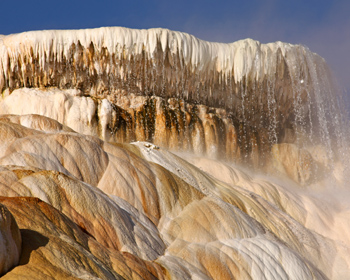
(0, 115, 349, 279)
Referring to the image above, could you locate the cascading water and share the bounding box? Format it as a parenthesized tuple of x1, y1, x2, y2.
(0, 27, 348, 183)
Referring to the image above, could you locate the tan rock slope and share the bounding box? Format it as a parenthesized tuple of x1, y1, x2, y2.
(0, 115, 349, 279)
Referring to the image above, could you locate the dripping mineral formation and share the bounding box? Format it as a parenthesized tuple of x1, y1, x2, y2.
(0, 27, 349, 279)
(0, 27, 347, 175)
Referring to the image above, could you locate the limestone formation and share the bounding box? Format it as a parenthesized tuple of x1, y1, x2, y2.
(0, 26, 349, 279)
(0, 196, 165, 280)
(0, 27, 346, 171)
(0, 118, 349, 279)
(0, 88, 246, 164)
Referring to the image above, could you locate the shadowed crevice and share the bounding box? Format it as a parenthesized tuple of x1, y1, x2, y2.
(18, 229, 49, 265)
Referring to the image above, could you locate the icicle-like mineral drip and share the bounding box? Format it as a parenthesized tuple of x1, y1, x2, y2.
(0, 27, 347, 173)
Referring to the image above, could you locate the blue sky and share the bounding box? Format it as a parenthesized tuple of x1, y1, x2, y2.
(1, 0, 349, 91)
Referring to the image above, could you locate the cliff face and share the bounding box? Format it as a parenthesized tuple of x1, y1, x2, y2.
(0, 27, 346, 170)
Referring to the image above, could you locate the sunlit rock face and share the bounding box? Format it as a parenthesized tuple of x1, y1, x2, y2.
(0, 27, 347, 170)
(0, 116, 349, 279)
(0, 196, 165, 280)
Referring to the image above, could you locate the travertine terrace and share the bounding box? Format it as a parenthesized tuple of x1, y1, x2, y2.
(0, 27, 346, 168)
(0, 115, 349, 279)
(0, 27, 349, 279)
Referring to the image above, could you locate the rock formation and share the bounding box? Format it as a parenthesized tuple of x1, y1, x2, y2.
(0, 116, 349, 279)
(0, 27, 349, 279)
(0, 27, 347, 170)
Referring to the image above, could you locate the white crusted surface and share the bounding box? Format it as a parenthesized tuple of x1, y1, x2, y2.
(0, 26, 310, 85)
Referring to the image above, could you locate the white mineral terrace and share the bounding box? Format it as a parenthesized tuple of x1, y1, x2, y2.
(0, 27, 346, 176)
(0, 26, 321, 86)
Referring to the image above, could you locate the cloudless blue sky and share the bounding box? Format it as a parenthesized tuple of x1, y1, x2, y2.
(1, 0, 349, 91)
